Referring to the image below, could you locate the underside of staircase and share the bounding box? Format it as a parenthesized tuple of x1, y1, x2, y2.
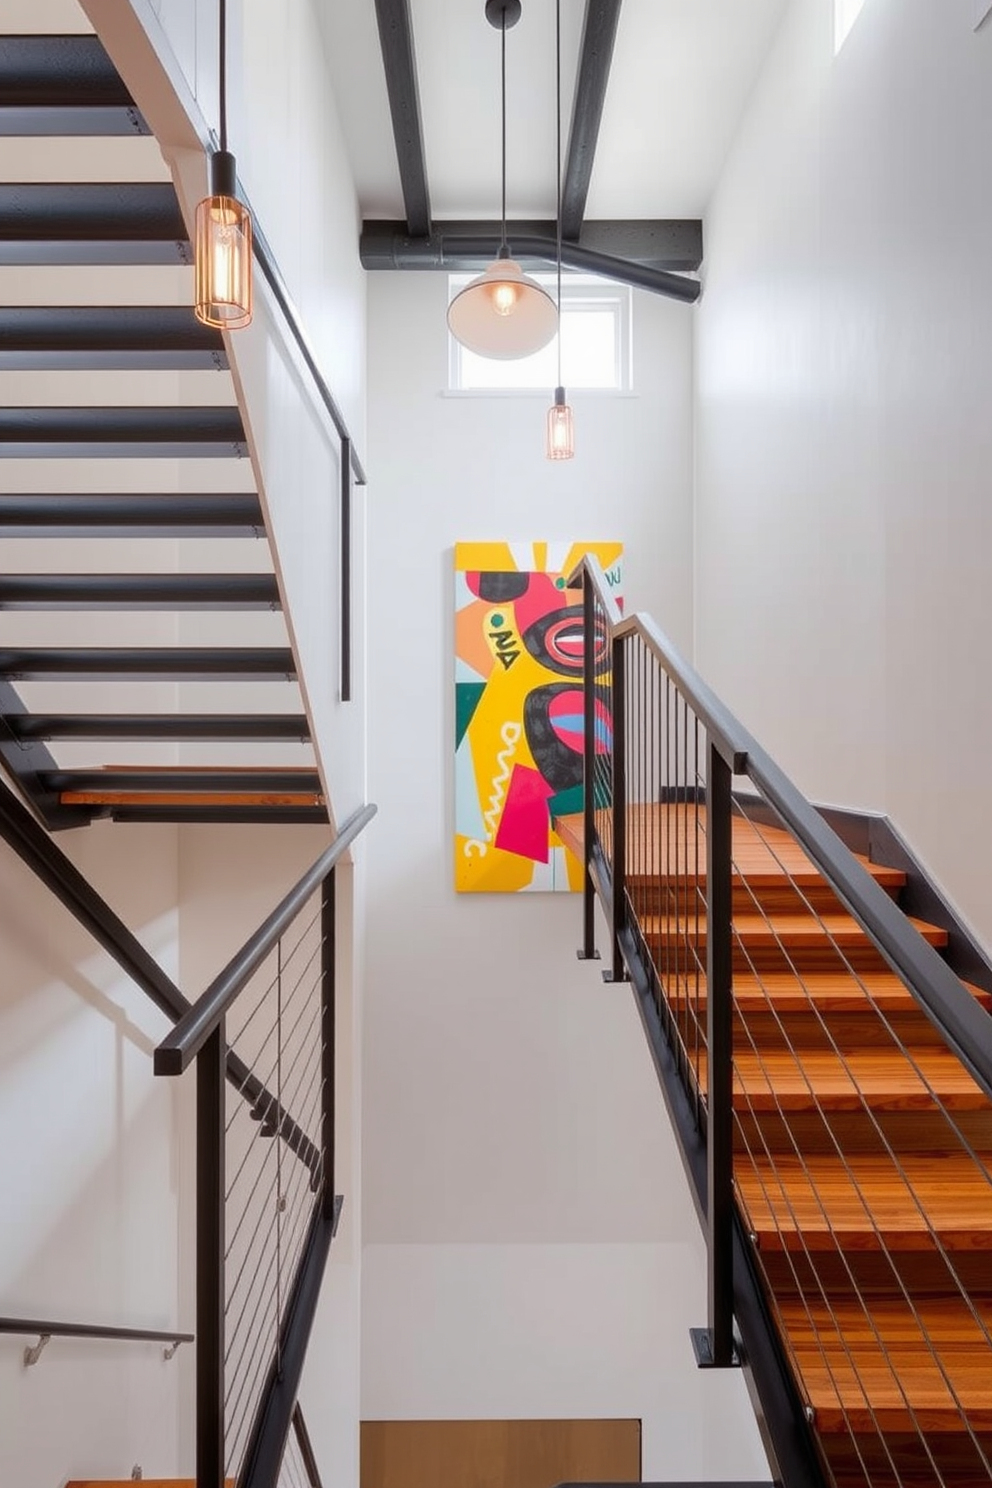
(0, 23, 327, 830)
(563, 803, 992, 1488)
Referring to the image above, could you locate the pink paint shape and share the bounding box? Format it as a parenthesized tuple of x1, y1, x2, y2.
(494, 764, 554, 863)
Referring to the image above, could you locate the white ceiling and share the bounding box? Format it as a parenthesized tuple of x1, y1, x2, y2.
(316, 0, 790, 225)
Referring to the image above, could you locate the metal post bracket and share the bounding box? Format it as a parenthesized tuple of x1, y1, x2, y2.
(23, 1333, 51, 1367)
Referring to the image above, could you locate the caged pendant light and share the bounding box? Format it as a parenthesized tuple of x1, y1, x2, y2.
(447, 0, 557, 360)
(195, 0, 253, 330)
(545, 0, 574, 459)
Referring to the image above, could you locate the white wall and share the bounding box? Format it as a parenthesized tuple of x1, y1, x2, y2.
(695, 0, 992, 948)
(0, 822, 188, 1488)
(361, 272, 769, 1481)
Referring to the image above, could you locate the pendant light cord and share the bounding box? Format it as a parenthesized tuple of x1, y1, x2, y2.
(218, 0, 228, 152)
(555, 0, 562, 387)
(500, 8, 508, 255)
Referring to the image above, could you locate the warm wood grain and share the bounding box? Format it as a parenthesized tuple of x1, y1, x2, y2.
(61, 790, 324, 807)
(699, 1046, 990, 1113)
(561, 798, 992, 1482)
(557, 808, 906, 900)
(737, 1151, 992, 1251)
(360, 1420, 641, 1488)
(776, 1295, 992, 1434)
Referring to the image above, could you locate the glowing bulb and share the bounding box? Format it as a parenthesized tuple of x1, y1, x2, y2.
(490, 279, 520, 316)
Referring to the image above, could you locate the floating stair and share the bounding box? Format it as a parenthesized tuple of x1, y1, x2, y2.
(0, 27, 326, 828)
(561, 805, 992, 1488)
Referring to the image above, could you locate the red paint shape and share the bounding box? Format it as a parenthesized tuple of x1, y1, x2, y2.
(494, 764, 554, 863)
(513, 573, 569, 634)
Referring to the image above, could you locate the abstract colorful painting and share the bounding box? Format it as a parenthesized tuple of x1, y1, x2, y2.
(454, 541, 623, 893)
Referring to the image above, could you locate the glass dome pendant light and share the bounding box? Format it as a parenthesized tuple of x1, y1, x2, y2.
(446, 0, 558, 360)
(195, 0, 253, 330)
(546, 0, 574, 459)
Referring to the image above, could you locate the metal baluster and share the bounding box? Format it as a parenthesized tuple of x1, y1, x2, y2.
(605, 632, 627, 983)
(321, 871, 337, 1216)
(692, 741, 735, 1369)
(197, 1023, 227, 1488)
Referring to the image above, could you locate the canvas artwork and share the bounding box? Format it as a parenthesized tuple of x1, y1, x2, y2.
(454, 540, 624, 893)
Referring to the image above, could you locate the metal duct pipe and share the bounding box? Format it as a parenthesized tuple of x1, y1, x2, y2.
(359, 225, 701, 303)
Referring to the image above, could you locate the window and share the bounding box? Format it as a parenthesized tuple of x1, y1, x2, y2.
(448, 273, 632, 393)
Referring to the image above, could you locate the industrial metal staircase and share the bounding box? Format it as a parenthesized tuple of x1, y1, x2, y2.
(0, 20, 325, 830)
(565, 554, 992, 1488)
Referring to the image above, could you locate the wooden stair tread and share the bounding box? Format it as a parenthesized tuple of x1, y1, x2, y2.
(640, 910, 948, 950)
(61, 790, 324, 807)
(737, 1151, 992, 1250)
(555, 807, 907, 892)
(778, 1294, 992, 1433)
(696, 1046, 991, 1112)
(665, 970, 992, 1016)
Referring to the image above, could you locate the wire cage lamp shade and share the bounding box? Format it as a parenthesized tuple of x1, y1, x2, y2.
(195, 149, 253, 330)
(447, 0, 557, 360)
(546, 385, 574, 459)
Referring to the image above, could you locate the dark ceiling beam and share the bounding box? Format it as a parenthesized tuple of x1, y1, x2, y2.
(561, 0, 623, 241)
(361, 222, 699, 303)
(373, 0, 431, 236)
(361, 218, 702, 273)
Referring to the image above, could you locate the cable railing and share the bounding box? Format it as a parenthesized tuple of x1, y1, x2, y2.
(567, 556, 992, 1488)
(278, 1404, 323, 1488)
(155, 803, 376, 1488)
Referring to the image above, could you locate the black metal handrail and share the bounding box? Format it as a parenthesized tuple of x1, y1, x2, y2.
(569, 555, 992, 1105)
(155, 803, 376, 1076)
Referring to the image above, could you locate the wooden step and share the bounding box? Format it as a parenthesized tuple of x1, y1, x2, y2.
(736, 1151, 992, 1252)
(557, 805, 907, 913)
(666, 970, 992, 1019)
(640, 911, 948, 975)
(734, 1107, 992, 1158)
(697, 1046, 991, 1114)
(778, 1293, 992, 1435)
(629, 867, 905, 918)
(664, 970, 991, 1053)
(645, 904, 945, 976)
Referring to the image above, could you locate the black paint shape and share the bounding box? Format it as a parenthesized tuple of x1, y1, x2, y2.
(474, 570, 530, 603)
(522, 603, 609, 679)
(524, 683, 585, 792)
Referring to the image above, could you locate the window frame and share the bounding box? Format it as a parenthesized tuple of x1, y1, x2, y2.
(446, 272, 633, 395)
